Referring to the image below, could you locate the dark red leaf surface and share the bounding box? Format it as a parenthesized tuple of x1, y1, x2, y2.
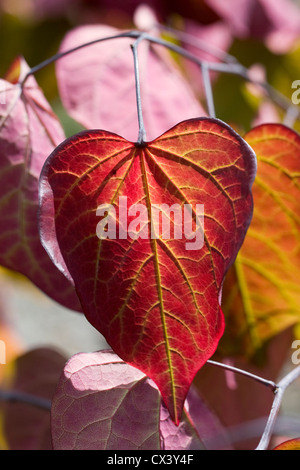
(39, 118, 256, 423)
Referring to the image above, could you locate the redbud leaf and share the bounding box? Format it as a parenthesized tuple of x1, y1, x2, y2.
(0, 57, 81, 311)
(273, 438, 300, 450)
(56, 24, 206, 142)
(221, 124, 300, 357)
(0, 347, 67, 450)
(39, 118, 256, 423)
(51, 350, 230, 450)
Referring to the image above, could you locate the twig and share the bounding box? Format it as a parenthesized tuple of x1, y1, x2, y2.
(0, 389, 52, 411)
(21, 31, 140, 84)
(156, 23, 239, 65)
(207, 360, 300, 450)
(256, 365, 300, 450)
(207, 359, 277, 392)
(20, 29, 300, 126)
(201, 63, 216, 118)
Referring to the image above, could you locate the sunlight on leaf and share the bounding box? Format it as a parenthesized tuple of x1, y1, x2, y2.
(221, 124, 300, 358)
(39, 118, 256, 422)
(51, 350, 231, 450)
(56, 24, 206, 142)
(273, 438, 300, 450)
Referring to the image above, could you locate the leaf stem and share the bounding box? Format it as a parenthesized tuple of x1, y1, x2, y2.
(131, 35, 147, 144)
(255, 365, 300, 450)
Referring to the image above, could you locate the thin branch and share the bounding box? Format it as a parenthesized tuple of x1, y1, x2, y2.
(20, 28, 300, 124)
(201, 63, 216, 118)
(207, 359, 277, 392)
(156, 23, 239, 65)
(22, 31, 141, 85)
(283, 105, 300, 128)
(0, 389, 51, 411)
(256, 365, 300, 450)
(207, 361, 300, 450)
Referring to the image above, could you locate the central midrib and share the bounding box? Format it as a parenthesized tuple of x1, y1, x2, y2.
(139, 148, 177, 422)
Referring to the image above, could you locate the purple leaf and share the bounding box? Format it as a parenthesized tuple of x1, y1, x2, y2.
(0, 57, 82, 312)
(51, 350, 230, 450)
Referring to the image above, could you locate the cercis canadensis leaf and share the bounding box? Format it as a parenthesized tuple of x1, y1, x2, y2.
(273, 438, 300, 450)
(56, 24, 206, 142)
(0, 56, 82, 312)
(221, 124, 300, 357)
(39, 118, 257, 423)
(51, 350, 230, 450)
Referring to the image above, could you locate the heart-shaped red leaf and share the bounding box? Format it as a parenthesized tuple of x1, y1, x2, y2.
(39, 118, 256, 423)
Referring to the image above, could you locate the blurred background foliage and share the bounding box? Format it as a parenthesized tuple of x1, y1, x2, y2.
(1, 0, 300, 450)
(1, 0, 300, 135)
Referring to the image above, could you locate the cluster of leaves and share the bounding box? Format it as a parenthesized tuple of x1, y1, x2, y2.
(0, 0, 300, 450)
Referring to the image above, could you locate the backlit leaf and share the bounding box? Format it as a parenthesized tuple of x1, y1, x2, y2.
(56, 24, 206, 142)
(221, 124, 300, 358)
(39, 118, 256, 423)
(51, 350, 230, 450)
(0, 57, 82, 311)
(273, 438, 300, 450)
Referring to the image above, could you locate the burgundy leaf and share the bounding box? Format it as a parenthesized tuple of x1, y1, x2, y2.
(0, 57, 82, 311)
